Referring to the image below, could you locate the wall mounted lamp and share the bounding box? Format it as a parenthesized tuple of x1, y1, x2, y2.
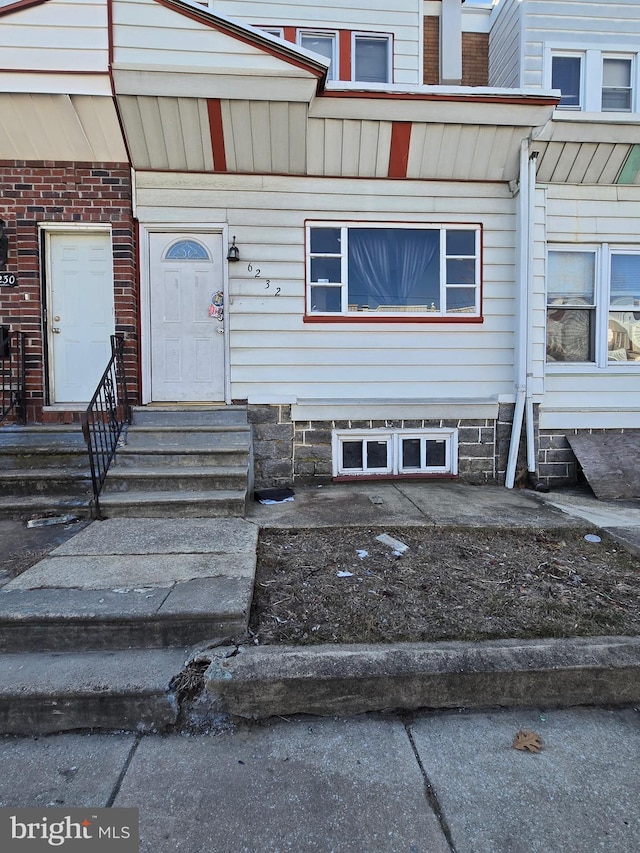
(227, 236, 240, 263)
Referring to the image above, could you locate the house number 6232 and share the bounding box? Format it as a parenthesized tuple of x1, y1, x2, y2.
(247, 264, 280, 295)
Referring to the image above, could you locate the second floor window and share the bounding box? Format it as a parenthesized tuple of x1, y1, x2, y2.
(551, 55, 582, 108)
(298, 31, 338, 81)
(602, 57, 633, 111)
(353, 34, 391, 84)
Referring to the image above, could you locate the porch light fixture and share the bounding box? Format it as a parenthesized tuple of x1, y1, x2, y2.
(227, 236, 240, 263)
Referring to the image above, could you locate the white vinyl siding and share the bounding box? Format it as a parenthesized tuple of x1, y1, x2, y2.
(539, 183, 640, 429)
(211, 0, 421, 84)
(488, 0, 523, 89)
(0, 0, 109, 76)
(136, 171, 517, 404)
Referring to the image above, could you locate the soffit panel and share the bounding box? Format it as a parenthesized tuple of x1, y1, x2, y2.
(0, 93, 126, 161)
(534, 140, 633, 184)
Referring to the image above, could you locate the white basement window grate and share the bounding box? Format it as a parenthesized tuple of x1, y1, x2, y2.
(332, 429, 458, 478)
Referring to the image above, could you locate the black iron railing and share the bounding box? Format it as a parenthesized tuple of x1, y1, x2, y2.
(82, 334, 131, 518)
(1, 328, 26, 423)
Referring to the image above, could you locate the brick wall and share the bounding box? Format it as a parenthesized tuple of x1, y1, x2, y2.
(423, 17, 489, 86)
(0, 161, 137, 422)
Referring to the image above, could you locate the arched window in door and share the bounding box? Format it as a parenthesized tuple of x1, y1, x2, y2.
(164, 239, 211, 261)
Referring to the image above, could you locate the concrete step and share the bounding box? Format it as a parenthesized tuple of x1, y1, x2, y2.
(114, 447, 250, 468)
(0, 426, 89, 470)
(0, 469, 92, 497)
(102, 466, 248, 493)
(0, 648, 187, 734)
(95, 489, 247, 518)
(0, 494, 91, 520)
(131, 406, 248, 428)
(0, 577, 253, 652)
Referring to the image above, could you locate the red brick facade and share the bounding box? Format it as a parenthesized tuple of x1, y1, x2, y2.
(423, 16, 489, 86)
(0, 161, 138, 423)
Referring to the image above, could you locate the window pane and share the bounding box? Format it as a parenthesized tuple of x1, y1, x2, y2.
(310, 257, 341, 282)
(609, 312, 640, 362)
(366, 440, 388, 469)
(347, 228, 440, 310)
(546, 308, 594, 362)
(342, 441, 363, 469)
(354, 37, 389, 83)
(552, 56, 581, 107)
(446, 259, 475, 285)
(547, 251, 595, 304)
(603, 58, 631, 87)
(425, 440, 446, 468)
(310, 285, 341, 312)
(402, 438, 421, 469)
(446, 230, 476, 256)
(610, 254, 640, 305)
(310, 228, 341, 254)
(446, 287, 476, 313)
(603, 88, 632, 111)
(300, 34, 335, 79)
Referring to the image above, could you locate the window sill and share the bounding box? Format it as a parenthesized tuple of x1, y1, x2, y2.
(304, 314, 484, 324)
(334, 473, 458, 483)
(546, 362, 640, 374)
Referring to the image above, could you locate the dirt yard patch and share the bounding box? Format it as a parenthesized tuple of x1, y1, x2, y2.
(250, 526, 640, 645)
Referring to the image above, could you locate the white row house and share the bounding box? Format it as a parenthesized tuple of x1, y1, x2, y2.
(0, 0, 638, 494)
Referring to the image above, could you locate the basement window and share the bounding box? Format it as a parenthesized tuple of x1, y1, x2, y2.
(333, 429, 457, 478)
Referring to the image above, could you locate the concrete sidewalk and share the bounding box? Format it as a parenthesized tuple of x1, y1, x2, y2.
(0, 706, 637, 853)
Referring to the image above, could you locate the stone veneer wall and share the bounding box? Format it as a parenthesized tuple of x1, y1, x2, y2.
(537, 427, 640, 489)
(249, 403, 518, 488)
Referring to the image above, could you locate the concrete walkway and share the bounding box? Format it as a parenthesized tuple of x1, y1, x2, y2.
(0, 706, 637, 853)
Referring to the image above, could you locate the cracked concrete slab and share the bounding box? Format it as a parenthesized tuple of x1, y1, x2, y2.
(50, 518, 258, 556)
(410, 707, 640, 853)
(112, 717, 450, 853)
(3, 552, 256, 590)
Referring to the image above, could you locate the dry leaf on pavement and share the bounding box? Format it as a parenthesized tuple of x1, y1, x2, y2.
(513, 730, 543, 753)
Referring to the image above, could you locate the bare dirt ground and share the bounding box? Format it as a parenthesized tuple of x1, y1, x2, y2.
(250, 526, 640, 645)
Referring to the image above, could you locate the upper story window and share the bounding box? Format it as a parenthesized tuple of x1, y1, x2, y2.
(260, 27, 284, 39)
(548, 48, 637, 113)
(551, 54, 583, 109)
(602, 56, 633, 111)
(298, 30, 338, 81)
(546, 246, 640, 366)
(306, 223, 481, 320)
(352, 34, 391, 84)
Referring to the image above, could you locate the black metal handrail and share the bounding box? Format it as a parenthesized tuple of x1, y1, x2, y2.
(82, 334, 131, 519)
(1, 329, 26, 423)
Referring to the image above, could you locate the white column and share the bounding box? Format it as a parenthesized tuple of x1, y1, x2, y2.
(440, 0, 463, 85)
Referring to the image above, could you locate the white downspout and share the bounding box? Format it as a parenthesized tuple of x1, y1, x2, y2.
(524, 151, 539, 478)
(505, 139, 530, 488)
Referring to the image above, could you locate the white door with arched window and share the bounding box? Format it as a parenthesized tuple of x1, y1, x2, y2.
(149, 233, 225, 402)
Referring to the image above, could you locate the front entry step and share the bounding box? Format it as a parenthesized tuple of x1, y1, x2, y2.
(99, 406, 252, 518)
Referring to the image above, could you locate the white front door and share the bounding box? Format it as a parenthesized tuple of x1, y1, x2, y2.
(149, 233, 225, 402)
(47, 231, 115, 403)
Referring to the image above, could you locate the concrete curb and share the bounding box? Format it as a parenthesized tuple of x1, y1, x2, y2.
(204, 636, 640, 719)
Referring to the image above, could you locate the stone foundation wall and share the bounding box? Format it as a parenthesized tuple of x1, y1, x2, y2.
(537, 427, 640, 489)
(248, 405, 510, 487)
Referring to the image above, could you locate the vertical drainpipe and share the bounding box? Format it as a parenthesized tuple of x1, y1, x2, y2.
(524, 151, 540, 478)
(505, 140, 530, 488)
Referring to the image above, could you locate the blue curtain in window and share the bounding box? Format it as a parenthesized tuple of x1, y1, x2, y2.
(348, 228, 439, 309)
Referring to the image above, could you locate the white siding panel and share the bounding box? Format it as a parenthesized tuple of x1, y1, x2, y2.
(138, 171, 517, 405)
(488, 0, 522, 88)
(0, 0, 108, 74)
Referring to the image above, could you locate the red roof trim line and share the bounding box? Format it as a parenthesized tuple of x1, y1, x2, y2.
(151, 0, 326, 80)
(0, 0, 47, 18)
(207, 99, 227, 173)
(389, 121, 412, 178)
(0, 68, 109, 75)
(324, 91, 558, 106)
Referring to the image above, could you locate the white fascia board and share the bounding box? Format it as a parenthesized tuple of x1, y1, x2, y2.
(462, 7, 493, 34)
(324, 81, 555, 99)
(536, 114, 640, 144)
(291, 399, 499, 422)
(0, 73, 112, 96)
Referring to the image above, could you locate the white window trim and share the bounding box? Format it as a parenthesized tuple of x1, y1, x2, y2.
(351, 32, 392, 84)
(602, 53, 635, 113)
(306, 221, 481, 319)
(548, 50, 585, 111)
(545, 44, 640, 114)
(332, 429, 458, 478)
(297, 29, 339, 80)
(546, 243, 640, 372)
(259, 27, 284, 39)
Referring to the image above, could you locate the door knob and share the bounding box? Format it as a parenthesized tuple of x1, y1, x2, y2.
(217, 327, 225, 334)
(52, 327, 61, 334)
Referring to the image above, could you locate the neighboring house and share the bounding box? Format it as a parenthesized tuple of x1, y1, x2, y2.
(0, 0, 137, 423)
(2, 0, 635, 493)
(489, 0, 640, 488)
